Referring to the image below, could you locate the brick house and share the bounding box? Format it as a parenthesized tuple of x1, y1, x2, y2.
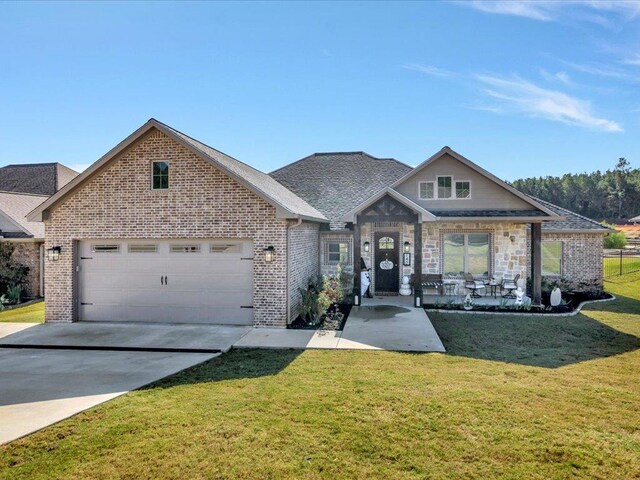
(28, 119, 608, 326)
(0, 163, 78, 298)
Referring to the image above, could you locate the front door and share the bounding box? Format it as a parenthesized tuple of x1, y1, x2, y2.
(374, 232, 400, 294)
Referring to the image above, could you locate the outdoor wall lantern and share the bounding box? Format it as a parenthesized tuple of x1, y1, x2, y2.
(404, 241, 411, 253)
(363, 241, 370, 253)
(263, 246, 275, 263)
(47, 246, 61, 261)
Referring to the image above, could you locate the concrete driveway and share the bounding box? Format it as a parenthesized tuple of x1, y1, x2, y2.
(0, 321, 250, 445)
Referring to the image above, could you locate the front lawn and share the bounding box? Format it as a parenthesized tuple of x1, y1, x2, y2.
(1, 277, 639, 479)
(0, 301, 44, 323)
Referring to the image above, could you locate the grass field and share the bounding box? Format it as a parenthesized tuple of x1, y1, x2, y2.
(603, 255, 640, 277)
(0, 276, 639, 479)
(0, 301, 44, 323)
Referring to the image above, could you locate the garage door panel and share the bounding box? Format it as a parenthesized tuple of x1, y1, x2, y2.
(79, 239, 254, 325)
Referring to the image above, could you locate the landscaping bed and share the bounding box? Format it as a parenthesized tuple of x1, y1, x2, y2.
(288, 303, 352, 330)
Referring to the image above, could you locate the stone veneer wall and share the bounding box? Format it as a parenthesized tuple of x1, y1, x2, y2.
(10, 241, 42, 298)
(44, 128, 290, 327)
(422, 222, 528, 281)
(526, 231, 605, 287)
(288, 221, 320, 323)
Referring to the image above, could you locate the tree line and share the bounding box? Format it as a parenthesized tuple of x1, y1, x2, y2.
(512, 158, 640, 222)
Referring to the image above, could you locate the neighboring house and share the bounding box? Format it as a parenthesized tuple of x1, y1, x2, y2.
(0, 163, 78, 196)
(0, 163, 79, 298)
(28, 119, 608, 327)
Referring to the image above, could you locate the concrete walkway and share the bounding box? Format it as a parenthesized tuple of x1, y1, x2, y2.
(235, 296, 445, 352)
(0, 322, 249, 444)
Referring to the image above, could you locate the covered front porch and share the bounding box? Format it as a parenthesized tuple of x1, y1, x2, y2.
(339, 189, 546, 308)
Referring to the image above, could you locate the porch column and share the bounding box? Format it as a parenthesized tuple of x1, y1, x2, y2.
(353, 221, 361, 306)
(530, 222, 542, 306)
(414, 221, 422, 308)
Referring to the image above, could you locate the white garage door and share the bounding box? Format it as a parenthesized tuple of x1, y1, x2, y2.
(78, 239, 254, 325)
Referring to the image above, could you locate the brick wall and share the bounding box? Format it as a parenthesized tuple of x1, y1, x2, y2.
(526, 231, 605, 287)
(44, 128, 290, 327)
(288, 221, 320, 323)
(9, 241, 42, 298)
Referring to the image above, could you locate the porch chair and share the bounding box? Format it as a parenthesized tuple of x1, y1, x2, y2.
(463, 273, 485, 298)
(501, 274, 520, 299)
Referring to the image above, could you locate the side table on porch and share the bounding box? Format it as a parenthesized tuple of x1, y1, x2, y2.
(485, 280, 499, 298)
(443, 280, 457, 296)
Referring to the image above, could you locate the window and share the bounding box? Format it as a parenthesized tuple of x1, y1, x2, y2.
(128, 244, 157, 253)
(152, 161, 169, 190)
(437, 176, 452, 198)
(542, 241, 562, 276)
(378, 236, 395, 250)
(455, 181, 471, 199)
(210, 243, 242, 253)
(327, 242, 349, 264)
(170, 244, 200, 253)
(443, 233, 489, 276)
(92, 244, 120, 253)
(419, 182, 435, 199)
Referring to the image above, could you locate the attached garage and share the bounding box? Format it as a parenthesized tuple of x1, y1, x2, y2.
(78, 239, 254, 325)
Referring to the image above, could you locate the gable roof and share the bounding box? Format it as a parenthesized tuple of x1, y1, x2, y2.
(270, 152, 412, 228)
(391, 146, 560, 218)
(0, 191, 48, 239)
(27, 119, 327, 223)
(531, 197, 611, 233)
(0, 163, 79, 196)
(339, 188, 437, 224)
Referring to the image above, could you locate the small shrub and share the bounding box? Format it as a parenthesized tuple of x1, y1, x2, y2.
(603, 232, 627, 249)
(0, 243, 29, 296)
(1, 285, 22, 305)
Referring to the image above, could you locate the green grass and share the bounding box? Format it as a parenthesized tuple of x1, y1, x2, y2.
(0, 301, 44, 323)
(1, 278, 639, 479)
(604, 255, 640, 277)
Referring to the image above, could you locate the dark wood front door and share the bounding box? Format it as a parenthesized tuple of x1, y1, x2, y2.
(374, 232, 400, 294)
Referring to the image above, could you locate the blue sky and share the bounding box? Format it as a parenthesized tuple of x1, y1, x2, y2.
(1, 1, 639, 179)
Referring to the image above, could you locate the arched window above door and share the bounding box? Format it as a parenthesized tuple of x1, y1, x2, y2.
(378, 236, 394, 250)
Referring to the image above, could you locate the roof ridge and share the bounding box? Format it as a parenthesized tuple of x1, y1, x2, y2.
(1, 163, 58, 168)
(270, 151, 413, 175)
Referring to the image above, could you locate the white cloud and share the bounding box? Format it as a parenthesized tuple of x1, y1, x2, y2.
(402, 63, 453, 77)
(462, 1, 640, 25)
(475, 74, 623, 132)
(541, 69, 573, 85)
(622, 53, 640, 66)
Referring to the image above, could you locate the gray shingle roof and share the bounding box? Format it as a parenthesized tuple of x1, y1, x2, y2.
(0, 191, 48, 238)
(0, 163, 78, 196)
(431, 209, 550, 218)
(531, 197, 610, 232)
(270, 152, 412, 228)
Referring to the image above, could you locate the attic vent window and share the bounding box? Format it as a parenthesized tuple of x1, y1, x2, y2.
(152, 161, 169, 190)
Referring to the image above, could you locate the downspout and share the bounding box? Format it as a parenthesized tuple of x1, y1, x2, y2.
(286, 218, 304, 325)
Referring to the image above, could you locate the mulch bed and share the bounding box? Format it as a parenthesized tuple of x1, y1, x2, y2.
(424, 291, 612, 314)
(288, 303, 352, 330)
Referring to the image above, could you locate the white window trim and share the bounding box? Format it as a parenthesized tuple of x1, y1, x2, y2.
(418, 181, 435, 200)
(419, 177, 472, 200)
(151, 160, 170, 190)
(454, 180, 472, 200)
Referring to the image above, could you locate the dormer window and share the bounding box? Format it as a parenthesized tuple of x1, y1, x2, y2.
(152, 161, 169, 190)
(437, 176, 452, 198)
(455, 181, 471, 199)
(419, 182, 435, 199)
